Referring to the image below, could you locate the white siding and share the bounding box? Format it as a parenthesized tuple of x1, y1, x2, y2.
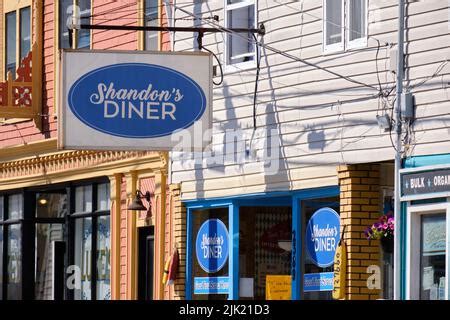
(170, 0, 450, 200)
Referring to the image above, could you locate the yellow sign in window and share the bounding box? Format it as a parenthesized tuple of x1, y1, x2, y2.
(265, 275, 292, 300)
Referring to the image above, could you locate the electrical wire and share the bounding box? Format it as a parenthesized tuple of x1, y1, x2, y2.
(172, 4, 381, 92)
(252, 34, 262, 131)
(201, 46, 224, 86)
(272, 0, 389, 45)
(407, 60, 449, 90)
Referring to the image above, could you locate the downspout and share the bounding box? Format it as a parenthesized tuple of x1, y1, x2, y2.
(394, 0, 405, 301)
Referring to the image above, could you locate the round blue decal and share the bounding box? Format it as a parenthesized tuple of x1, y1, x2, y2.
(68, 63, 206, 138)
(305, 207, 340, 268)
(195, 219, 229, 273)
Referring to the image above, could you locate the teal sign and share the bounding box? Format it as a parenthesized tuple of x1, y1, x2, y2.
(68, 63, 206, 138)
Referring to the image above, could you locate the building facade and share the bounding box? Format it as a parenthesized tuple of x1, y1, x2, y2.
(169, 0, 449, 300)
(0, 0, 448, 301)
(0, 0, 185, 300)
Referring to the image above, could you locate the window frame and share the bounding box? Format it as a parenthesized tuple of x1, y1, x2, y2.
(0, 192, 25, 300)
(346, 0, 368, 50)
(57, 0, 92, 50)
(323, 0, 345, 54)
(0, 178, 111, 301)
(322, 0, 368, 54)
(68, 180, 111, 301)
(224, 0, 258, 73)
(406, 202, 450, 300)
(2, 0, 32, 81)
(143, 0, 161, 51)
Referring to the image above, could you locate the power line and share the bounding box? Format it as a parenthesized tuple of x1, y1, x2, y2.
(407, 60, 449, 90)
(273, 0, 389, 45)
(172, 4, 382, 92)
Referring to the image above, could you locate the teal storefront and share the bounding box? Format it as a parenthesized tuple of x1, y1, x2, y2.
(400, 153, 450, 300)
(183, 186, 342, 300)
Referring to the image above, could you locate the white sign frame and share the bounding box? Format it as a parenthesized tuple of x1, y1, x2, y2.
(58, 49, 212, 151)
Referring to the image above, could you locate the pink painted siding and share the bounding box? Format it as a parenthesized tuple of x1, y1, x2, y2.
(139, 176, 156, 219)
(120, 176, 128, 299)
(92, 0, 139, 51)
(161, 1, 171, 51)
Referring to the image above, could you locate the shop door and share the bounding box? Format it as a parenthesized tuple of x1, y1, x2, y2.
(407, 202, 450, 300)
(34, 192, 67, 300)
(238, 206, 292, 300)
(301, 198, 340, 300)
(138, 226, 154, 300)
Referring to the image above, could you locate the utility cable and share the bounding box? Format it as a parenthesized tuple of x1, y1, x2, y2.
(172, 4, 381, 92)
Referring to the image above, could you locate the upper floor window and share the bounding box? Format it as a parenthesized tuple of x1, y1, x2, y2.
(59, 0, 91, 49)
(224, 0, 257, 71)
(3, 2, 32, 79)
(144, 0, 160, 50)
(323, 0, 367, 53)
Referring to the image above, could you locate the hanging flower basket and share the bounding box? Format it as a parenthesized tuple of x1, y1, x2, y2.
(364, 213, 394, 254)
(380, 235, 394, 254)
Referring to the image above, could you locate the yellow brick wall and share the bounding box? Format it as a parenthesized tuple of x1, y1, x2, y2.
(338, 164, 382, 300)
(170, 183, 187, 299)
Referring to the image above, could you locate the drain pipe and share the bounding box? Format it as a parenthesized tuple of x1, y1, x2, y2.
(394, 0, 405, 301)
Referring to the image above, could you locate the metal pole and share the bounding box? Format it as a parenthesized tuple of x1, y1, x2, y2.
(394, 0, 405, 301)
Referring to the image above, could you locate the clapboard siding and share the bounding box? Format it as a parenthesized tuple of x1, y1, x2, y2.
(170, 0, 450, 200)
(92, 0, 139, 50)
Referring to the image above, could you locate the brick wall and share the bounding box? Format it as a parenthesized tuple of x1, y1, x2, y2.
(169, 183, 186, 300)
(338, 164, 382, 300)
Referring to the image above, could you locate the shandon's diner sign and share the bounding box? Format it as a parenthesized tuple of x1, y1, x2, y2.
(58, 50, 212, 150)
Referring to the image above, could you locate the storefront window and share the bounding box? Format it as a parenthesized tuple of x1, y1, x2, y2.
(96, 215, 111, 300)
(75, 185, 92, 213)
(36, 193, 67, 218)
(0, 196, 3, 300)
(97, 183, 110, 211)
(72, 182, 111, 301)
(191, 208, 229, 300)
(0, 225, 3, 301)
(239, 206, 292, 300)
(35, 224, 65, 300)
(74, 217, 92, 300)
(302, 197, 340, 300)
(420, 214, 446, 300)
(7, 224, 21, 299)
(8, 194, 23, 220)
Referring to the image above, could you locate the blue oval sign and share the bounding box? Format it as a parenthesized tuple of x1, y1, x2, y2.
(195, 219, 229, 273)
(68, 63, 206, 138)
(305, 207, 340, 268)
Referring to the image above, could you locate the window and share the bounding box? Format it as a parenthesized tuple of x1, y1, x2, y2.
(0, 181, 111, 301)
(0, 194, 24, 300)
(323, 0, 367, 53)
(3, 3, 32, 79)
(59, 0, 91, 49)
(407, 203, 450, 300)
(72, 183, 111, 300)
(224, 0, 257, 70)
(144, 0, 160, 51)
(0, 196, 3, 300)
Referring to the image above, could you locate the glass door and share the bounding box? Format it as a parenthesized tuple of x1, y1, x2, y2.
(34, 192, 67, 300)
(420, 214, 446, 300)
(407, 202, 450, 300)
(301, 197, 340, 300)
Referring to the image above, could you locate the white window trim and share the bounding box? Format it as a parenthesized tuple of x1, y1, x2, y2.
(224, 0, 257, 74)
(406, 202, 450, 300)
(323, 0, 368, 54)
(346, 0, 368, 50)
(323, 0, 345, 54)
